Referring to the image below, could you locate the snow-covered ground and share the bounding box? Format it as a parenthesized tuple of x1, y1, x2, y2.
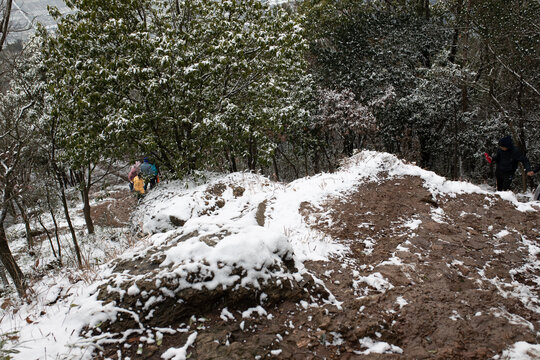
(1, 151, 539, 359)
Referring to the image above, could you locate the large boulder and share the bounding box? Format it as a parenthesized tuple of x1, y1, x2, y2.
(94, 225, 327, 334)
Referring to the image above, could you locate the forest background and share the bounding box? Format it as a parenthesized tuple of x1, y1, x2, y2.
(0, 0, 539, 297)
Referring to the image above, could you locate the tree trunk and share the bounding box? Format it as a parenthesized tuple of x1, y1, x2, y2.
(38, 215, 58, 260)
(46, 186, 62, 263)
(423, 0, 430, 19)
(452, 120, 459, 180)
(47, 119, 79, 266)
(13, 199, 34, 250)
(516, 77, 528, 192)
(56, 173, 82, 268)
(343, 133, 354, 156)
(312, 147, 320, 175)
(75, 167, 95, 235)
(0, 222, 26, 297)
(272, 154, 280, 181)
(304, 149, 309, 177)
(248, 136, 258, 171)
(0, 0, 13, 53)
(227, 148, 238, 172)
(81, 186, 94, 234)
(418, 0, 430, 19)
(0, 264, 9, 288)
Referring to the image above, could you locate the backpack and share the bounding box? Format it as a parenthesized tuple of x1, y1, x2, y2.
(140, 163, 155, 180)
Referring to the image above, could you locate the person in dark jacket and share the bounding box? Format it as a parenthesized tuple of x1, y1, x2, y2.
(491, 136, 534, 191)
(140, 157, 159, 191)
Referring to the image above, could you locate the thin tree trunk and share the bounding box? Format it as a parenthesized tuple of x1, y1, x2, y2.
(0, 0, 13, 52)
(0, 264, 9, 288)
(516, 77, 528, 192)
(0, 222, 26, 297)
(304, 150, 309, 177)
(13, 199, 34, 251)
(81, 186, 94, 234)
(76, 167, 95, 235)
(461, 85, 469, 112)
(322, 140, 335, 173)
(70, 170, 77, 188)
(7, 198, 17, 221)
(38, 215, 58, 260)
(56, 172, 82, 268)
(227, 148, 238, 172)
(272, 154, 280, 181)
(48, 119, 78, 266)
(45, 186, 62, 263)
(422, 0, 430, 19)
(248, 137, 258, 172)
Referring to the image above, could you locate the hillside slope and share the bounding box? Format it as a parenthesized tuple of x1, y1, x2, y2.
(2, 151, 539, 360)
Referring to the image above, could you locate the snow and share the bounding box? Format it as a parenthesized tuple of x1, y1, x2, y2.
(355, 337, 403, 355)
(158, 224, 293, 291)
(396, 296, 408, 309)
(161, 331, 197, 360)
(220, 308, 235, 321)
(1, 151, 539, 359)
(355, 272, 394, 293)
(403, 218, 422, 230)
(329, 332, 345, 346)
(450, 310, 462, 321)
(497, 342, 540, 360)
(1, 279, 107, 360)
(431, 207, 447, 223)
(242, 306, 267, 318)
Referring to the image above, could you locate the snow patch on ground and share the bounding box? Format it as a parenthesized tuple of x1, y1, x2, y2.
(161, 331, 197, 360)
(496, 342, 540, 360)
(355, 337, 403, 355)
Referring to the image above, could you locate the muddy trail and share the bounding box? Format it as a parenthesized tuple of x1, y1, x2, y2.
(99, 175, 540, 360)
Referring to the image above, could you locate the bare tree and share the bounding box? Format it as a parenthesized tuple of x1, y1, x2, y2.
(0, 0, 13, 53)
(46, 117, 83, 268)
(0, 100, 35, 296)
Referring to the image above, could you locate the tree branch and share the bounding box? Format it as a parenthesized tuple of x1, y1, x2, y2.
(488, 44, 540, 98)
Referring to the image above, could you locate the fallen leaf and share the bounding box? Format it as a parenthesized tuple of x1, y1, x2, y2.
(127, 336, 141, 343)
(296, 338, 310, 348)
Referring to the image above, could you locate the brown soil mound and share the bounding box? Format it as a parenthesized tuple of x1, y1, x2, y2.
(97, 176, 540, 360)
(300, 176, 540, 359)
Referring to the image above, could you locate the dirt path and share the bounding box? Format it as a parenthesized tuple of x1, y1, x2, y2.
(298, 176, 540, 359)
(90, 189, 137, 228)
(99, 176, 540, 359)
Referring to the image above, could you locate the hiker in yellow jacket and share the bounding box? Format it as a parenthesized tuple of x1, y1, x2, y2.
(133, 175, 145, 198)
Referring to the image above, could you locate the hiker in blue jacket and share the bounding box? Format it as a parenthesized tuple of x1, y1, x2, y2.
(140, 157, 159, 191)
(490, 136, 534, 191)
